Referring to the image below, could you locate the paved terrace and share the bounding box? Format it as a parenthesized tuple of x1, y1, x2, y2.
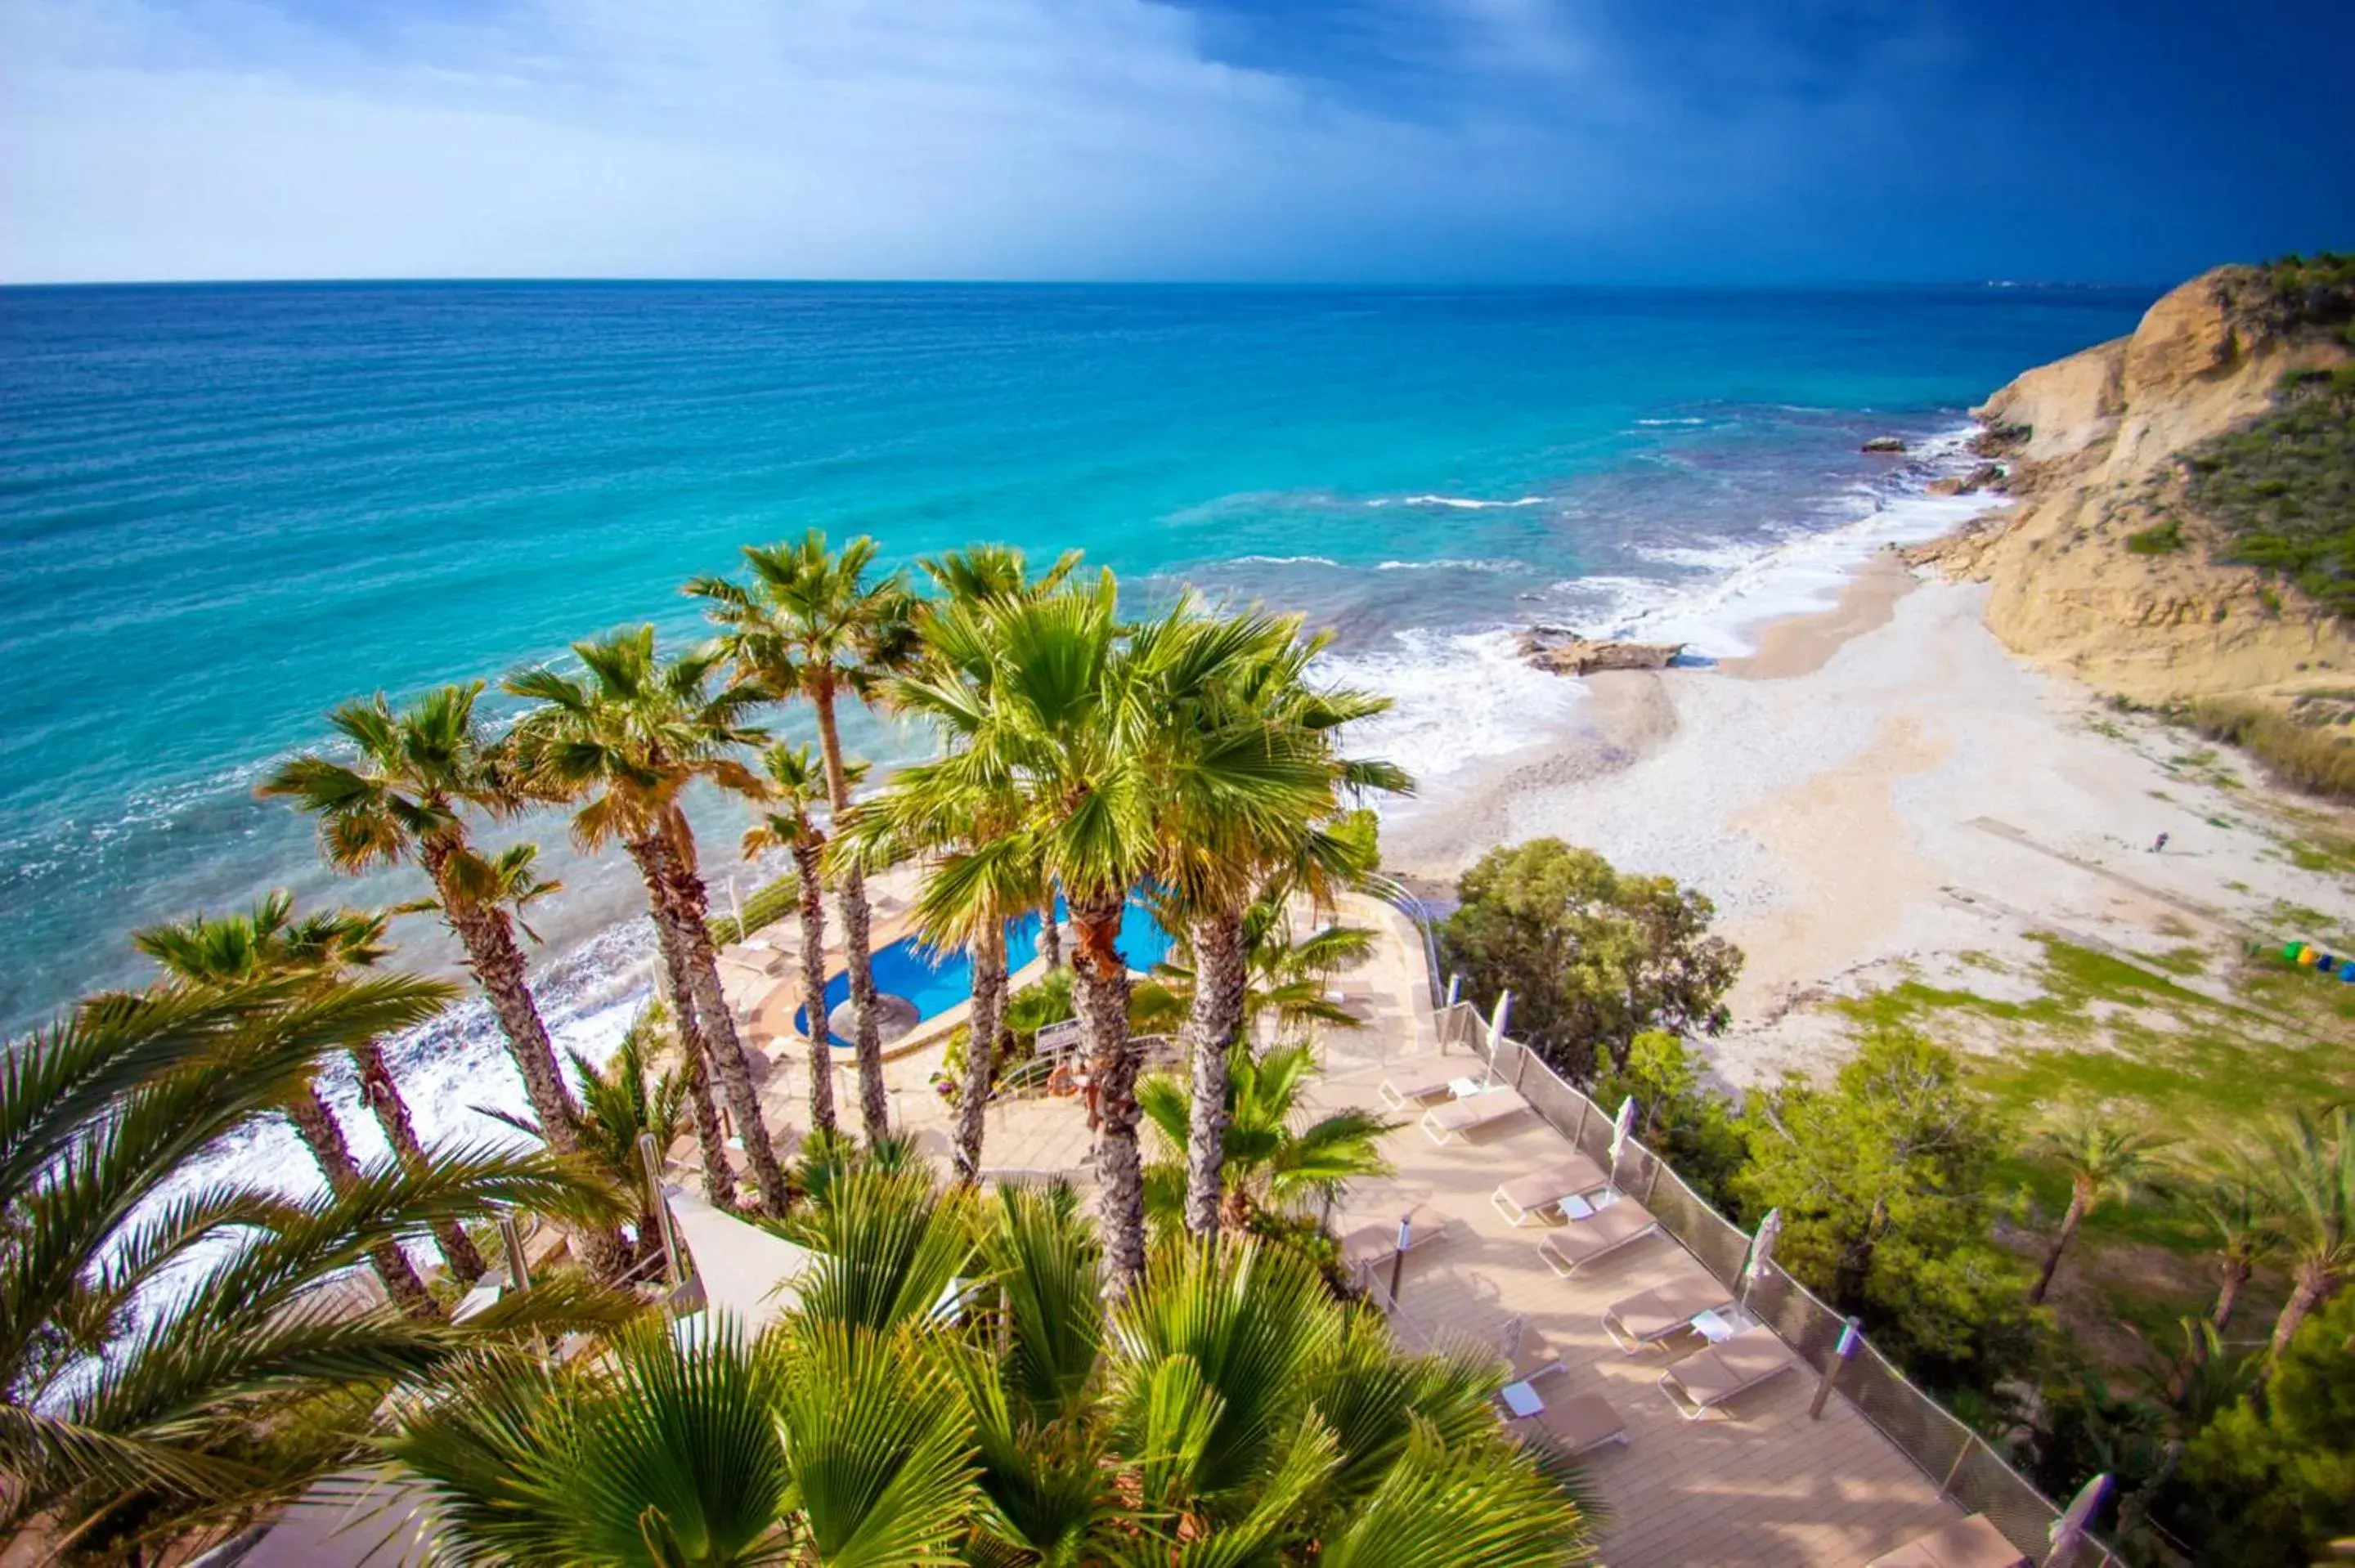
(720, 892, 1989, 1567)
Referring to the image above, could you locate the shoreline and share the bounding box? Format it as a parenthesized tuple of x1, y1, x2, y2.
(1379, 533, 2351, 1087)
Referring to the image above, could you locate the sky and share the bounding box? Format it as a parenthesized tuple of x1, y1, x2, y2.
(1, 0, 2349, 285)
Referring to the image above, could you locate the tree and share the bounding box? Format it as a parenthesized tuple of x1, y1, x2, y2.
(380, 1165, 1599, 1566)
(2247, 1105, 2354, 1356)
(1157, 902, 1380, 1042)
(1589, 1029, 1743, 1207)
(2181, 1288, 2355, 1566)
(0, 979, 632, 1561)
(1137, 1042, 1398, 1234)
(1440, 839, 1742, 1083)
(2176, 1147, 2284, 1330)
(505, 625, 792, 1217)
(131, 891, 487, 1286)
(262, 683, 630, 1279)
(2028, 1104, 2173, 1306)
(741, 743, 851, 1140)
(569, 1005, 689, 1269)
(690, 531, 917, 1145)
(1732, 1027, 2031, 1381)
(1151, 626, 1407, 1239)
(130, 904, 447, 1317)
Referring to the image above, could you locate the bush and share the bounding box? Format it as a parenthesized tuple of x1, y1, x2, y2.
(1590, 1030, 1744, 1207)
(2184, 368, 2355, 621)
(2178, 1290, 2355, 1566)
(2185, 698, 2355, 800)
(706, 871, 801, 948)
(2124, 518, 2186, 555)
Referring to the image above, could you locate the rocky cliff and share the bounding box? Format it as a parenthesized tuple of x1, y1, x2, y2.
(1910, 267, 2353, 703)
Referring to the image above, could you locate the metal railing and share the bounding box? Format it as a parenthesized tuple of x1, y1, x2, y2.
(1433, 998, 2116, 1567)
(1365, 874, 1446, 1012)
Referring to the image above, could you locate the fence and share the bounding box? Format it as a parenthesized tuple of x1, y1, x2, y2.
(1434, 999, 2116, 1567)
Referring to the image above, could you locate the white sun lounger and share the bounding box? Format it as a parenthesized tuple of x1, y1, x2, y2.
(1420, 1086, 1530, 1145)
(1599, 1276, 1734, 1352)
(1339, 1203, 1451, 1276)
(1656, 1324, 1798, 1418)
(1377, 1069, 1460, 1110)
(1533, 1198, 1660, 1277)
(1491, 1154, 1611, 1225)
(1863, 1513, 2032, 1568)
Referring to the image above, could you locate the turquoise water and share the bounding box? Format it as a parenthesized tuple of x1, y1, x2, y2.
(795, 894, 1178, 1047)
(0, 281, 2155, 1066)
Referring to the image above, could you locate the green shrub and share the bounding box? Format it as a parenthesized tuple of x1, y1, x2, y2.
(2183, 368, 2355, 620)
(2185, 698, 2355, 800)
(706, 871, 801, 948)
(2124, 518, 2186, 555)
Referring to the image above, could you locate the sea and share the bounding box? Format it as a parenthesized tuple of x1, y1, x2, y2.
(0, 281, 2156, 1172)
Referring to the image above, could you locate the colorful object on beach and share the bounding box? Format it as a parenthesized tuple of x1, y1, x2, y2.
(2285, 941, 2308, 962)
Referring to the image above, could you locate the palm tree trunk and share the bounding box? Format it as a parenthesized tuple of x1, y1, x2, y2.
(954, 921, 1008, 1187)
(422, 838, 630, 1282)
(636, 827, 792, 1216)
(352, 1037, 486, 1282)
(1039, 893, 1063, 969)
(2268, 1258, 2335, 1356)
(644, 879, 738, 1212)
(2030, 1189, 2090, 1306)
(283, 1086, 437, 1319)
(1181, 907, 1248, 1239)
(2213, 1254, 2251, 1330)
(792, 843, 837, 1136)
(1070, 888, 1144, 1292)
(811, 685, 889, 1143)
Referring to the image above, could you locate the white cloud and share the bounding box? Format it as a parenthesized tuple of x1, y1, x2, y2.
(2, 0, 1637, 281)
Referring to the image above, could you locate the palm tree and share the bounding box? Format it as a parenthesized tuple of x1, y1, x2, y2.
(2029, 1104, 2172, 1306)
(379, 1163, 1599, 1566)
(261, 683, 630, 1279)
(1150, 613, 1406, 1239)
(2177, 1146, 2283, 1330)
(689, 531, 917, 1145)
(0, 978, 633, 1561)
(741, 743, 850, 1140)
(131, 905, 442, 1315)
(1139, 1042, 1398, 1234)
(2248, 1105, 2354, 1355)
(505, 626, 792, 1218)
(132, 891, 487, 1286)
(569, 1005, 689, 1267)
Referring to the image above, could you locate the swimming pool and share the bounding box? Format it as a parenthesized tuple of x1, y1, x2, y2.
(793, 892, 1178, 1048)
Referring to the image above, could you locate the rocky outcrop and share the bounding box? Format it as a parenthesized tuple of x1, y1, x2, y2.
(1910, 267, 2355, 705)
(1926, 464, 2007, 498)
(1860, 437, 1907, 453)
(1519, 627, 1684, 676)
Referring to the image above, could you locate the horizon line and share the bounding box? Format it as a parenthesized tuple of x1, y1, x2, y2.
(0, 274, 2175, 294)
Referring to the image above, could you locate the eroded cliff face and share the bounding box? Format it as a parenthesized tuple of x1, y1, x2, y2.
(1912, 270, 2353, 703)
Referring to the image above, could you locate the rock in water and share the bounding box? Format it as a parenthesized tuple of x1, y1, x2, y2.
(1518, 626, 1684, 675)
(1861, 436, 1907, 452)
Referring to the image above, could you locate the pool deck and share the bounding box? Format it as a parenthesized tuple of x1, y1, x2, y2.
(709, 889, 1980, 1567)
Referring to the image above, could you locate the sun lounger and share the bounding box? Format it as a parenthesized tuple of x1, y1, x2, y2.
(1498, 1320, 1568, 1386)
(1509, 1389, 1630, 1458)
(1339, 1203, 1451, 1275)
(1377, 1069, 1461, 1109)
(1534, 1198, 1661, 1278)
(1599, 1276, 1734, 1351)
(1863, 1513, 2031, 1568)
(1656, 1324, 1798, 1418)
(1420, 1086, 1530, 1145)
(1491, 1154, 1610, 1225)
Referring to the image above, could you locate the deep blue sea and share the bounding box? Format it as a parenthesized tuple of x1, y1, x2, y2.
(0, 282, 2154, 1136)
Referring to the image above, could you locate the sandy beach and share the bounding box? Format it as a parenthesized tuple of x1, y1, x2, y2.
(1381, 547, 2354, 1086)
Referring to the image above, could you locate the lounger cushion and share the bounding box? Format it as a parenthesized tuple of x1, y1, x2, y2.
(1528, 1390, 1626, 1454)
(1379, 1073, 1455, 1106)
(1495, 1155, 1608, 1215)
(1661, 1324, 1794, 1406)
(1864, 1513, 2030, 1568)
(1340, 1203, 1449, 1265)
(1536, 1200, 1658, 1269)
(1602, 1275, 1732, 1342)
(1424, 1086, 1528, 1133)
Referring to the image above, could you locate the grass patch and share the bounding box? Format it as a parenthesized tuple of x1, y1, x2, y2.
(2124, 518, 2186, 555)
(2182, 698, 2355, 800)
(2183, 365, 2355, 620)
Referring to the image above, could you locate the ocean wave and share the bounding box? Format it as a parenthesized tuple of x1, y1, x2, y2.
(1313, 628, 1585, 786)
(1222, 553, 1346, 568)
(1366, 495, 1547, 510)
(1374, 558, 1532, 574)
(1633, 418, 1706, 427)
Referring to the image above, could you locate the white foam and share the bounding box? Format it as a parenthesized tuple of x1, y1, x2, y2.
(1396, 494, 1547, 509)
(1315, 627, 1585, 787)
(1634, 418, 1706, 427)
(1374, 558, 1533, 574)
(1225, 553, 1344, 567)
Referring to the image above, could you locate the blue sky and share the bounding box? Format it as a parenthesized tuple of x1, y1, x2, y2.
(1, 0, 2347, 284)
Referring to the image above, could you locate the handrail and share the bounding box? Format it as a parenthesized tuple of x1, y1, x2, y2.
(1362, 873, 1445, 1011)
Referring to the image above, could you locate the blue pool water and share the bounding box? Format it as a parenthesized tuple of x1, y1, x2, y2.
(795, 893, 1178, 1046)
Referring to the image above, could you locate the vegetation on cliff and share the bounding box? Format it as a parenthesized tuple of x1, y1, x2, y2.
(2184, 363, 2355, 620)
